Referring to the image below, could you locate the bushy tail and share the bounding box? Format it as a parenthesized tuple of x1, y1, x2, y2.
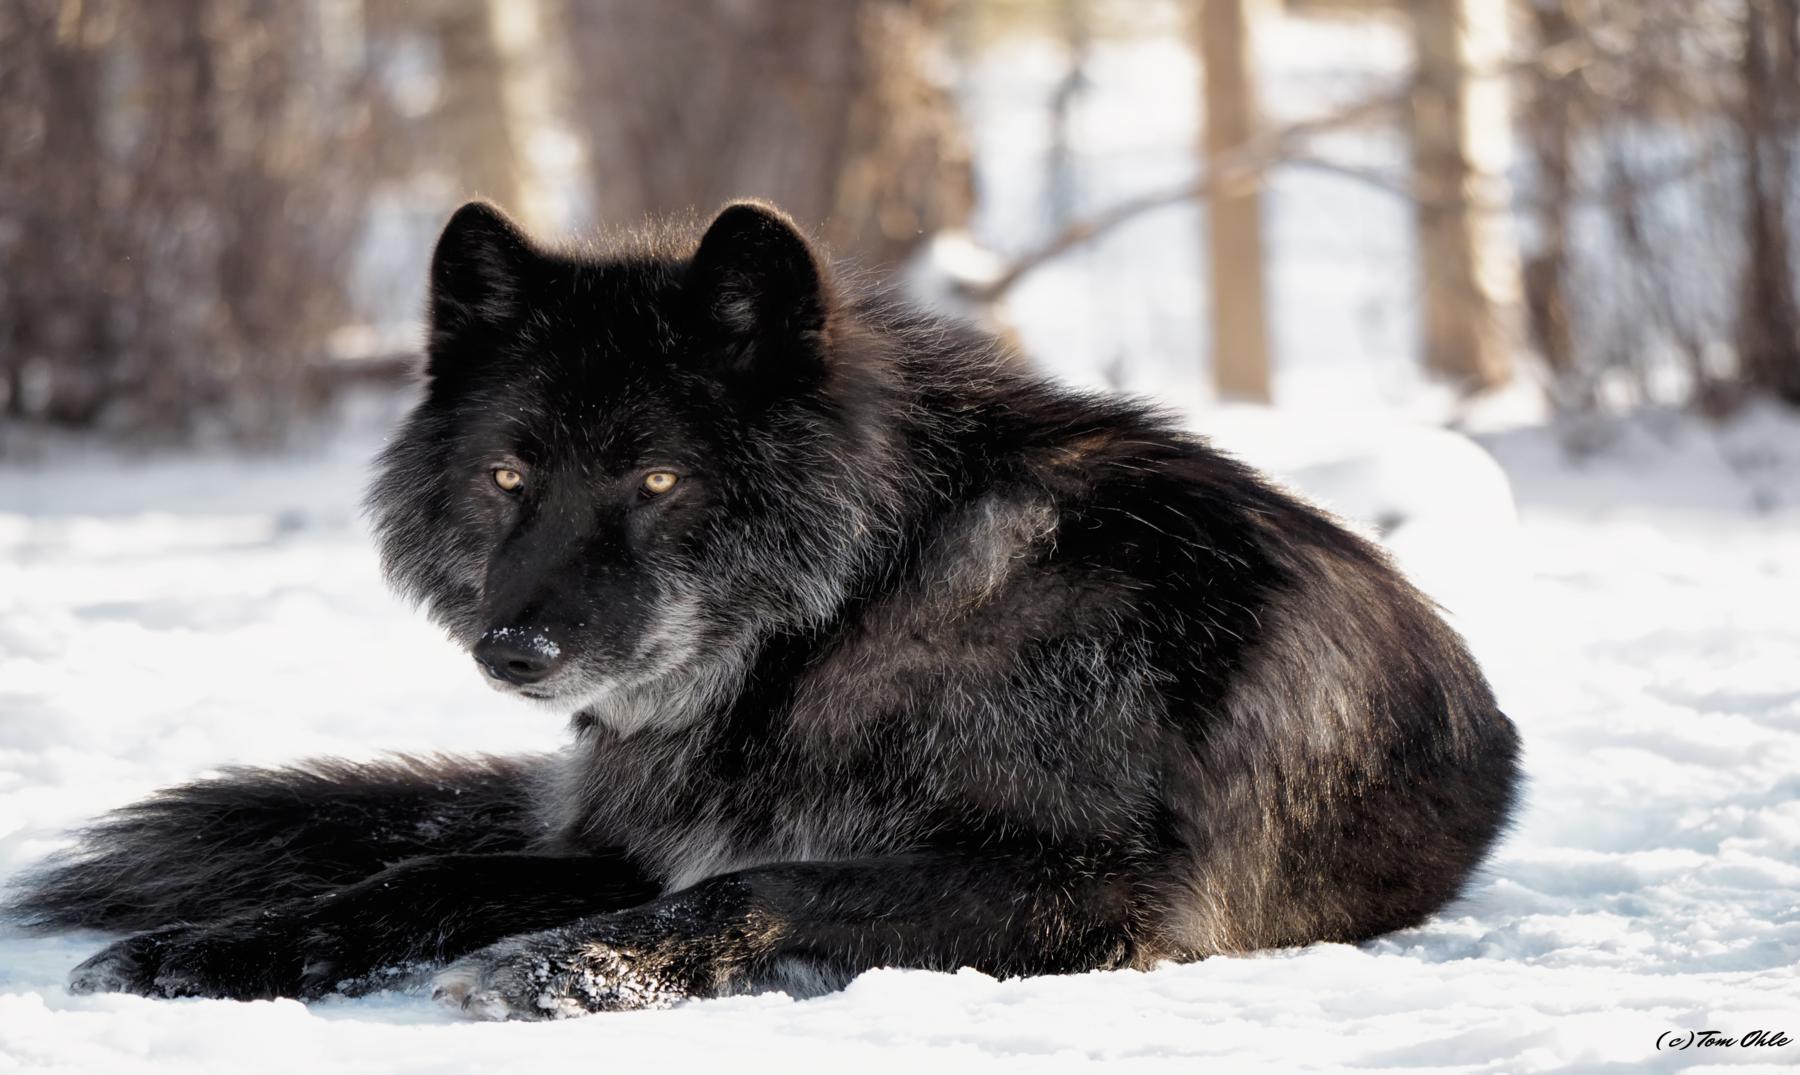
(4, 753, 542, 934)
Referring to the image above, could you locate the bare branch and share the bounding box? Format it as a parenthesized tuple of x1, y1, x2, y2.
(961, 47, 1640, 304)
(963, 87, 1411, 303)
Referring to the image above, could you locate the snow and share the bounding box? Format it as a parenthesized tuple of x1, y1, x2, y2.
(481, 626, 561, 660)
(3, 393, 1797, 1073)
(5, 15, 1799, 1074)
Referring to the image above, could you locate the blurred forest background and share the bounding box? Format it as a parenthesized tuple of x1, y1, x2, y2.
(0, 0, 1796, 442)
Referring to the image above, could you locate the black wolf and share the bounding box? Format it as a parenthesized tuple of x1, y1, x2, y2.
(6, 201, 1520, 1017)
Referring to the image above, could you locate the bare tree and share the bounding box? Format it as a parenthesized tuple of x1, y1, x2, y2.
(1521, 0, 1580, 388)
(1736, 0, 1800, 405)
(428, 0, 528, 217)
(1046, 0, 1093, 227)
(1193, 0, 1274, 402)
(1407, 0, 1522, 393)
(1509, 0, 1800, 413)
(559, 0, 972, 268)
(0, 0, 375, 440)
(0, 0, 110, 424)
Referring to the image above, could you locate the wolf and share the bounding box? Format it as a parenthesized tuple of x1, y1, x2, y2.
(6, 201, 1520, 1018)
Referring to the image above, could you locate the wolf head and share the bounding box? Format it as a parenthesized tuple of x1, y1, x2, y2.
(367, 201, 902, 730)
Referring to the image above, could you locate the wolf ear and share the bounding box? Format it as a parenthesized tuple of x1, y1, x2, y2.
(685, 202, 830, 380)
(428, 201, 537, 350)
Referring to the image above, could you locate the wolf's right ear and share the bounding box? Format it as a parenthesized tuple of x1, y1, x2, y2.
(428, 201, 536, 352)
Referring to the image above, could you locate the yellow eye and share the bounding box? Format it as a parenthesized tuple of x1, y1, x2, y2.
(493, 467, 524, 492)
(642, 470, 679, 496)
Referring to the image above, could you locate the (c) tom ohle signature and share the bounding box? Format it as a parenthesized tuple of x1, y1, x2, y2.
(1656, 1029, 1791, 1052)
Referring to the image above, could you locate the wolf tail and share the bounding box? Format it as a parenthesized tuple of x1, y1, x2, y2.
(4, 754, 542, 934)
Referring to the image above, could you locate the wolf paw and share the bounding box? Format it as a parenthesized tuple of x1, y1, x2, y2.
(68, 931, 165, 997)
(432, 933, 692, 1020)
(69, 926, 232, 999)
(66, 914, 351, 1001)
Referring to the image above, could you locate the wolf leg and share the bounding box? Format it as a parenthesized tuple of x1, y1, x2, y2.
(434, 852, 1140, 1019)
(5, 754, 543, 934)
(66, 849, 658, 1001)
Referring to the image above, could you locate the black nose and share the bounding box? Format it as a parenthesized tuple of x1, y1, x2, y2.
(474, 628, 565, 686)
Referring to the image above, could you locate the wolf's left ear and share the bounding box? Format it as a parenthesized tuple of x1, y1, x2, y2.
(685, 202, 830, 381)
(428, 201, 537, 352)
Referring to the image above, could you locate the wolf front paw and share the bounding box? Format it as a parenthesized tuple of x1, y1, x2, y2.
(432, 932, 695, 1020)
(65, 914, 355, 1001)
(69, 930, 173, 997)
(68, 926, 260, 999)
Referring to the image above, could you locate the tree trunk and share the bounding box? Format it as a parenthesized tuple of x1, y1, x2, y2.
(1736, 0, 1800, 406)
(430, 0, 526, 219)
(1407, 0, 1522, 393)
(1195, 0, 1273, 403)
(560, 0, 971, 269)
(1521, 0, 1577, 385)
(0, 0, 113, 424)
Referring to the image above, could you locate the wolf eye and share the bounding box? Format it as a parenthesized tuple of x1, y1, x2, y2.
(493, 467, 524, 493)
(641, 471, 679, 496)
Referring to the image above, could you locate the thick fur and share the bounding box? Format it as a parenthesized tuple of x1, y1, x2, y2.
(8, 755, 540, 934)
(5, 201, 1521, 1016)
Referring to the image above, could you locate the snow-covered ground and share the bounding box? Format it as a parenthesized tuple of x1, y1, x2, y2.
(5, 12, 1799, 1072)
(2, 393, 1797, 1074)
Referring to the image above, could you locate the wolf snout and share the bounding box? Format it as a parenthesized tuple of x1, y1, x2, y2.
(474, 627, 565, 687)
